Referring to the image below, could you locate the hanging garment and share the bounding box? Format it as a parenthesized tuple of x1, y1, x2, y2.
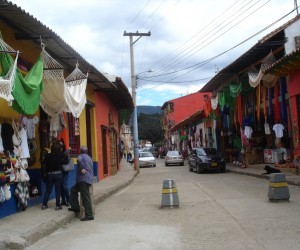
(19, 127, 30, 158)
(264, 123, 271, 135)
(273, 123, 284, 138)
(22, 116, 39, 139)
(244, 126, 253, 139)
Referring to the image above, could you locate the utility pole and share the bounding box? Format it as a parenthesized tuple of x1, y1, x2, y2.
(124, 31, 151, 173)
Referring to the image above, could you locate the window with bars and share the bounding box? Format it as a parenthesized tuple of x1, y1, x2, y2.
(67, 113, 80, 156)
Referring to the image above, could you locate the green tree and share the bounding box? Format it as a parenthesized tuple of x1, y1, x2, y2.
(138, 113, 163, 145)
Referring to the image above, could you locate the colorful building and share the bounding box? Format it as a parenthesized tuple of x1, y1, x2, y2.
(0, 2, 133, 218)
(161, 92, 210, 152)
(200, 14, 300, 167)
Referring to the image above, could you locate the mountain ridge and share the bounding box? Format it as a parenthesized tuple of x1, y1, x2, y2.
(137, 105, 162, 115)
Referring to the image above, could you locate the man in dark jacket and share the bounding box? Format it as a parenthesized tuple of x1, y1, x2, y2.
(68, 146, 94, 221)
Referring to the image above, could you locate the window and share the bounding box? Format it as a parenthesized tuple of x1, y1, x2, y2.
(68, 114, 80, 156)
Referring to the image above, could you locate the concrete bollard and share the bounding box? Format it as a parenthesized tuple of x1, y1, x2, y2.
(161, 179, 179, 208)
(80, 185, 96, 218)
(268, 173, 290, 201)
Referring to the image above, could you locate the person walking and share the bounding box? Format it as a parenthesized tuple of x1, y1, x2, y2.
(68, 146, 94, 221)
(42, 141, 69, 210)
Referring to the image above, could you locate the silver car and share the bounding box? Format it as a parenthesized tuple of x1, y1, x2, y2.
(139, 152, 156, 167)
(165, 151, 184, 166)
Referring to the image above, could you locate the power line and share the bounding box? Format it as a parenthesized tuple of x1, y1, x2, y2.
(152, 0, 265, 75)
(148, 0, 245, 73)
(137, 8, 296, 93)
(125, 0, 152, 31)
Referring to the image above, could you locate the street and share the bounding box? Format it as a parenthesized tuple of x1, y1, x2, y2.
(26, 158, 300, 250)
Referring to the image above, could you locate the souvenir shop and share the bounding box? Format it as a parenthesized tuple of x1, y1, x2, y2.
(0, 33, 88, 218)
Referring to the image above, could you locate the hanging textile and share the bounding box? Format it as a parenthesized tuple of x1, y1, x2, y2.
(274, 84, 280, 123)
(279, 77, 287, 124)
(0, 35, 19, 102)
(11, 57, 43, 115)
(64, 64, 88, 118)
(256, 82, 261, 121)
(211, 93, 218, 110)
(248, 52, 278, 88)
(268, 87, 274, 125)
(40, 46, 87, 118)
(237, 94, 243, 126)
(229, 82, 242, 97)
(1, 51, 43, 114)
(40, 47, 67, 116)
(262, 85, 267, 121)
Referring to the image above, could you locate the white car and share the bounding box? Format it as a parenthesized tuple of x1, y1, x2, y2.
(139, 152, 156, 168)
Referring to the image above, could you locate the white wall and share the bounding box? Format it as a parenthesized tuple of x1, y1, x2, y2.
(285, 19, 300, 54)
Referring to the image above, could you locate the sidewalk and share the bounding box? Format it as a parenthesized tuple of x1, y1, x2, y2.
(0, 161, 137, 250)
(227, 163, 300, 187)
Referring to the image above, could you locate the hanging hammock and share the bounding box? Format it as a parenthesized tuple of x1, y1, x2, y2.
(64, 64, 88, 118)
(248, 52, 278, 88)
(0, 34, 19, 102)
(40, 47, 68, 117)
(0, 36, 43, 114)
(40, 46, 87, 118)
(11, 56, 43, 115)
(0, 51, 19, 102)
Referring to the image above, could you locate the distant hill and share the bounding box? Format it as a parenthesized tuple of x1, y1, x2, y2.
(137, 106, 162, 115)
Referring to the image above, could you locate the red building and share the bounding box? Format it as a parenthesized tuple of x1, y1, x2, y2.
(161, 92, 210, 150)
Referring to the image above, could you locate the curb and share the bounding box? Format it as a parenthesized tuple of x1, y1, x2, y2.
(227, 168, 300, 187)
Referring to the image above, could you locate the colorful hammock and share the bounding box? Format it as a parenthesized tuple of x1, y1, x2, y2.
(0, 36, 43, 114)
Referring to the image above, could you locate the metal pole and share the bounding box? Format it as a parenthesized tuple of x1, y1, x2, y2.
(124, 31, 151, 174)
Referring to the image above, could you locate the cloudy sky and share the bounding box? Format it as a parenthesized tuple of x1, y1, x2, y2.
(10, 0, 298, 106)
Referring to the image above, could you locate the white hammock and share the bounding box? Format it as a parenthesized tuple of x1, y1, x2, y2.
(0, 36, 19, 102)
(64, 65, 88, 118)
(248, 52, 278, 88)
(40, 48, 67, 117)
(40, 47, 87, 118)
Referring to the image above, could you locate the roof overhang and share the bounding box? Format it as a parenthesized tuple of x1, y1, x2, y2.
(0, 0, 133, 109)
(171, 110, 205, 131)
(263, 48, 300, 76)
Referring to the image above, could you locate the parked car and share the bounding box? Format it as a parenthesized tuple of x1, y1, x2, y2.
(139, 151, 156, 167)
(165, 151, 184, 166)
(139, 147, 159, 158)
(188, 147, 226, 173)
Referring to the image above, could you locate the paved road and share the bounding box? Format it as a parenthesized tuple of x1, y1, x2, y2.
(26, 159, 300, 250)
